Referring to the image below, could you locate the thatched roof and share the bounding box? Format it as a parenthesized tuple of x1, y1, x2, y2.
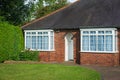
(22, 0, 120, 30)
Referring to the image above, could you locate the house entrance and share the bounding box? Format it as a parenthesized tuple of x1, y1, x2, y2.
(65, 33, 74, 61)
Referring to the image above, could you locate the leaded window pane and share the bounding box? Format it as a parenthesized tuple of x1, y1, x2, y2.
(98, 35, 104, 51)
(25, 31, 54, 51)
(83, 31, 89, 34)
(82, 36, 89, 51)
(106, 35, 113, 51)
(37, 36, 42, 49)
(26, 36, 31, 49)
(50, 36, 54, 49)
(32, 36, 36, 49)
(98, 31, 104, 34)
(90, 35, 96, 51)
(81, 29, 116, 52)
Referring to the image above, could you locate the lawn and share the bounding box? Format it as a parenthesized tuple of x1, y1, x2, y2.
(0, 63, 101, 80)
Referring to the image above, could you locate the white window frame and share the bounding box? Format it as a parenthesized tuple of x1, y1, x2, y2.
(80, 28, 118, 53)
(24, 30, 54, 51)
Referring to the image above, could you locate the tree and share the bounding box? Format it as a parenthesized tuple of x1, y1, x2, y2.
(0, 0, 34, 26)
(0, 0, 68, 25)
(34, 0, 68, 18)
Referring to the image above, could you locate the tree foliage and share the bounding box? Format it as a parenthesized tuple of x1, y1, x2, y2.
(0, 0, 34, 26)
(0, 0, 68, 26)
(34, 0, 68, 18)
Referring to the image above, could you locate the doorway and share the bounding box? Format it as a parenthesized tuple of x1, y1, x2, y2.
(65, 33, 74, 61)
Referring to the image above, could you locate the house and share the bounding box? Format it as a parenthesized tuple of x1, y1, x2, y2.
(22, 0, 120, 66)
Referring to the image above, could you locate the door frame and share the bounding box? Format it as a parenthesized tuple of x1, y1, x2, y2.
(65, 33, 74, 61)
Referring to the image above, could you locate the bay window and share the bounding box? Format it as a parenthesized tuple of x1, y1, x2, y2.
(81, 28, 117, 53)
(25, 30, 54, 51)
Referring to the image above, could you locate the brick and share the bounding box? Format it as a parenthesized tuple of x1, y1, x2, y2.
(39, 30, 120, 66)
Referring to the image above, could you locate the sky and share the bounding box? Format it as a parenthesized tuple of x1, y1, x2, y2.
(25, 0, 78, 5)
(68, 0, 77, 3)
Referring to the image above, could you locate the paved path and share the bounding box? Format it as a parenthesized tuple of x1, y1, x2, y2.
(62, 62, 120, 80)
(81, 65, 120, 80)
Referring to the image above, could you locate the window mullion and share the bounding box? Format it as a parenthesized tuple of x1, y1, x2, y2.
(42, 32, 43, 50)
(96, 31, 98, 51)
(104, 32, 106, 52)
(113, 31, 115, 52)
(49, 32, 51, 51)
(88, 31, 90, 51)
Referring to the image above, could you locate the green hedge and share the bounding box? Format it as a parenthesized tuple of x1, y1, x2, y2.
(19, 50, 39, 61)
(0, 21, 23, 62)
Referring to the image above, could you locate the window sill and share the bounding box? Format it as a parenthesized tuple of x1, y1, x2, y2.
(80, 51, 118, 53)
(27, 49, 55, 52)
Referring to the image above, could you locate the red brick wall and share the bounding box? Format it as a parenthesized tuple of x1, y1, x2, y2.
(39, 29, 120, 66)
(80, 53, 119, 66)
(39, 30, 80, 63)
(80, 29, 120, 66)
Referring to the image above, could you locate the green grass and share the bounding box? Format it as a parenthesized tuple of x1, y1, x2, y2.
(0, 63, 101, 80)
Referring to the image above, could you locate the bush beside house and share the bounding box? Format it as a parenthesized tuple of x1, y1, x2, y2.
(19, 50, 39, 61)
(0, 21, 23, 62)
(0, 21, 39, 62)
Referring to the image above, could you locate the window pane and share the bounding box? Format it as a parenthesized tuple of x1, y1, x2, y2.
(90, 35, 96, 51)
(82, 36, 89, 51)
(32, 32, 36, 34)
(98, 31, 104, 34)
(42, 36, 49, 50)
(50, 36, 54, 49)
(37, 36, 42, 49)
(32, 36, 36, 49)
(106, 31, 112, 34)
(98, 35, 104, 51)
(25, 31, 54, 50)
(50, 31, 54, 35)
(83, 31, 89, 34)
(90, 31, 96, 34)
(38, 32, 42, 34)
(106, 35, 113, 51)
(45, 36, 49, 49)
(81, 29, 115, 52)
(26, 36, 31, 49)
(26, 32, 31, 34)
(43, 32, 48, 34)
(42, 36, 45, 49)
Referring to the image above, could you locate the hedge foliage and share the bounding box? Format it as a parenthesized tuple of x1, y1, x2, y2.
(19, 50, 39, 61)
(0, 21, 23, 62)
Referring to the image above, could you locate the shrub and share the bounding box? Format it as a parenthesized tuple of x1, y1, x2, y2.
(0, 21, 23, 62)
(19, 50, 39, 61)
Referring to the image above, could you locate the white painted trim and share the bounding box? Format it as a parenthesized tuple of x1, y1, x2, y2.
(116, 30, 118, 52)
(80, 28, 117, 53)
(80, 51, 118, 53)
(24, 30, 54, 51)
(80, 28, 117, 31)
(65, 33, 74, 61)
(28, 49, 55, 51)
(65, 36, 68, 61)
(24, 30, 53, 32)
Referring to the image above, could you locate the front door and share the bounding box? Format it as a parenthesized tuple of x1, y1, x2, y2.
(65, 33, 74, 61)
